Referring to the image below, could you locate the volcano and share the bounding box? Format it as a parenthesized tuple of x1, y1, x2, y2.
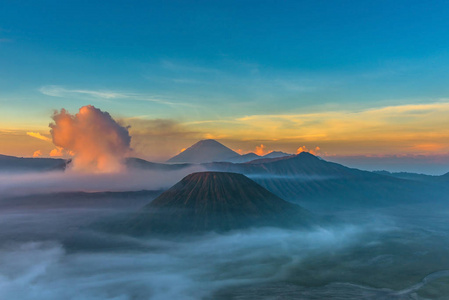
(122, 172, 316, 235)
(166, 139, 239, 163)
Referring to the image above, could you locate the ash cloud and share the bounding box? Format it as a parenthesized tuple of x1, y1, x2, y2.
(50, 105, 131, 173)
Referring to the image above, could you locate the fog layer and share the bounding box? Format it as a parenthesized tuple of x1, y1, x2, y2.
(0, 166, 203, 198)
(2, 194, 449, 299)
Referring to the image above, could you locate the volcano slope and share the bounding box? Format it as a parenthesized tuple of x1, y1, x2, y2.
(199, 152, 444, 210)
(118, 172, 317, 235)
(126, 152, 447, 209)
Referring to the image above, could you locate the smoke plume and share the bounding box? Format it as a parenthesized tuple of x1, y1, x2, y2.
(50, 105, 131, 173)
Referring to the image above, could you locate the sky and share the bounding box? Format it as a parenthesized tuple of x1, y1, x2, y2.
(1, 1, 449, 173)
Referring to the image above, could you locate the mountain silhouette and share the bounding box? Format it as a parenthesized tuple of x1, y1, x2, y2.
(0, 154, 67, 172)
(120, 172, 316, 235)
(262, 151, 292, 159)
(127, 152, 439, 208)
(197, 152, 442, 208)
(166, 139, 240, 163)
(166, 139, 292, 164)
(228, 152, 260, 163)
(247, 152, 363, 176)
(228, 151, 292, 163)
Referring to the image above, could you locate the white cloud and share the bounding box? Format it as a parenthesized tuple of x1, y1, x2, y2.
(39, 85, 186, 106)
(39, 85, 127, 99)
(26, 132, 52, 142)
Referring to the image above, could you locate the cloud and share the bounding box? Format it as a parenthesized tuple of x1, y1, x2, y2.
(16, 99, 449, 161)
(255, 144, 269, 156)
(126, 119, 200, 138)
(0, 215, 394, 300)
(39, 85, 187, 106)
(187, 101, 449, 156)
(32, 150, 42, 158)
(26, 132, 51, 142)
(49, 147, 64, 157)
(39, 86, 127, 99)
(233, 102, 449, 142)
(234, 148, 244, 155)
(124, 118, 205, 161)
(297, 146, 321, 155)
(50, 105, 131, 173)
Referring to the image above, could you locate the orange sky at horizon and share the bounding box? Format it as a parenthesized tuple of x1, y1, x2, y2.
(2, 101, 449, 161)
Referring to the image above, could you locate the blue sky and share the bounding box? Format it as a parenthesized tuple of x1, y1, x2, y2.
(1, 0, 449, 172)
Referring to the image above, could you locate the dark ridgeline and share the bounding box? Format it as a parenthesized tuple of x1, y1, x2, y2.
(3, 141, 446, 212)
(0, 154, 67, 172)
(201, 152, 442, 208)
(119, 172, 316, 235)
(127, 151, 445, 208)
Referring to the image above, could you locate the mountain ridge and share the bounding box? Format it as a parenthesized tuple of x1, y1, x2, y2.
(166, 139, 291, 164)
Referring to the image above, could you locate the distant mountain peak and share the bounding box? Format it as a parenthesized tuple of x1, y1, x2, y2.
(166, 139, 293, 164)
(166, 139, 239, 164)
(193, 139, 223, 146)
(263, 151, 291, 158)
(295, 151, 319, 160)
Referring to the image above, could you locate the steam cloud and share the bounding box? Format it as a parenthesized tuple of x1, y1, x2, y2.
(50, 105, 131, 173)
(297, 146, 321, 155)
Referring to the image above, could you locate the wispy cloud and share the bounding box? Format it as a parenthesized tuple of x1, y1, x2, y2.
(0, 129, 15, 134)
(177, 101, 449, 156)
(182, 120, 239, 126)
(149, 59, 324, 102)
(39, 85, 191, 107)
(123, 118, 205, 161)
(26, 132, 52, 142)
(39, 85, 130, 99)
(233, 101, 449, 137)
(126, 118, 201, 138)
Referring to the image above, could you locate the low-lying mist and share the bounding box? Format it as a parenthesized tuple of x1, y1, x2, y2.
(2, 192, 449, 300)
(0, 207, 384, 300)
(0, 166, 203, 198)
(1, 165, 449, 299)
